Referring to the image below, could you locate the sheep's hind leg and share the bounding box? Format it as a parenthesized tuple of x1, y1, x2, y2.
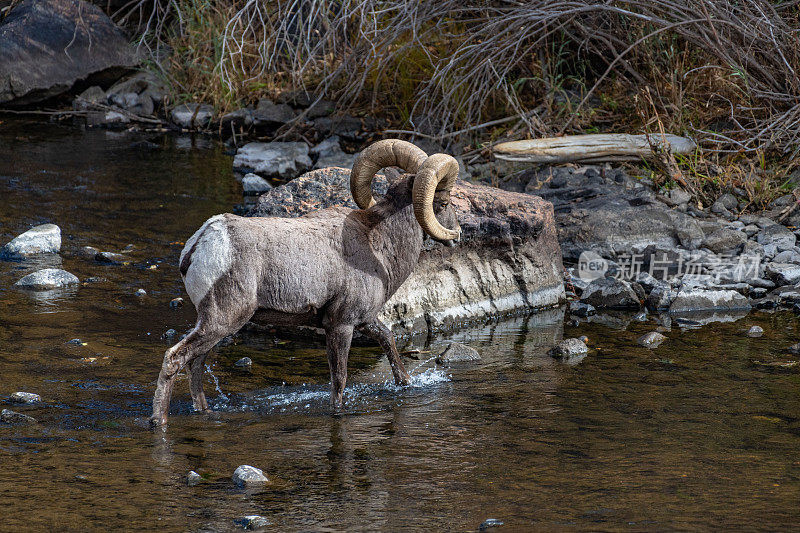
(325, 323, 354, 409)
(151, 309, 254, 427)
(358, 319, 411, 386)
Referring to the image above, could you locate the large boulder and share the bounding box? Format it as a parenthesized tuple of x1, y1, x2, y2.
(247, 167, 565, 334)
(0, 0, 137, 106)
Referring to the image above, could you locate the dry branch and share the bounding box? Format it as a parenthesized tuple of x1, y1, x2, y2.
(493, 134, 697, 163)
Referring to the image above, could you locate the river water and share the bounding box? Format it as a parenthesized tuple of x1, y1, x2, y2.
(0, 119, 798, 531)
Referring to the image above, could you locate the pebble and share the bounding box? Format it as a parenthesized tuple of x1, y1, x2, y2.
(187, 471, 201, 486)
(96, 251, 127, 264)
(479, 519, 504, 530)
(232, 465, 269, 487)
(135, 288, 147, 297)
(169, 297, 184, 309)
(436, 342, 481, 366)
(549, 338, 589, 361)
(747, 325, 764, 338)
(162, 329, 177, 340)
(235, 515, 271, 530)
(1, 409, 36, 425)
(9, 392, 41, 404)
(66, 338, 85, 346)
(637, 331, 667, 348)
(234, 357, 253, 370)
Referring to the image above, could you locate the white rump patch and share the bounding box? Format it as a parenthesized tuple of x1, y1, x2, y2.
(181, 214, 233, 306)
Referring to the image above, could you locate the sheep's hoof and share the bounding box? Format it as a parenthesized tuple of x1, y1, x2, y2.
(148, 414, 168, 429)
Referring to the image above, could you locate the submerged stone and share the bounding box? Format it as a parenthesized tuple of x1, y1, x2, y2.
(747, 325, 764, 338)
(1, 409, 36, 425)
(638, 331, 666, 348)
(549, 338, 589, 360)
(235, 515, 271, 530)
(436, 342, 481, 366)
(187, 471, 201, 486)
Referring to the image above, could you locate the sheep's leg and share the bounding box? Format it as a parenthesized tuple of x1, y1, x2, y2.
(151, 309, 253, 427)
(358, 320, 411, 385)
(325, 324, 354, 409)
(189, 352, 211, 412)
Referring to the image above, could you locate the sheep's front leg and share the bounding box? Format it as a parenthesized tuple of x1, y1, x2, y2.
(189, 352, 211, 412)
(358, 319, 411, 386)
(325, 324, 354, 409)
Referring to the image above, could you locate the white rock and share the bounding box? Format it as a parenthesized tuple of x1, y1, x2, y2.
(746, 325, 764, 338)
(14, 268, 79, 290)
(242, 173, 272, 195)
(187, 471, 202, 486)
(232, 465, 268, 487)
(233, 142, 312, 179)
(9, 392, 41, 404)
(236, 515, 271, 530)
(1, 224, 61, 258)
(637, 331, 666, 348)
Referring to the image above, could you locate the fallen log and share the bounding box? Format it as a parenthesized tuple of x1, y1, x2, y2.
(493, 134, 697, 163)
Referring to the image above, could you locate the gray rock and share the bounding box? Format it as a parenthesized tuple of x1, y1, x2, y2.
(569, 301, 595, 317)
(66, 338, 84, 346)
(171, 103, 214, 129)
(746, 325, 764, 338)
(314, 149, 357, 170)
(637, 331, 666, 348)
(233, 142, 312, 180)
(668, 288, 751, 313)
(105, 71, 166, 114)
(550, 338, 589, 356)
(252, 99, 295, 125)
(634, 271, 661, 293)
(305, 99, 335, 119)
(436, 342, 481, 366)
(14, 268, 79, 290)
(234, 357, 253, 369)
(169, 297, 184, 309)
(79, 245, 100, 259)
(86, 109, 130, 127)
(232, 465, 268, 487)
(701, 228, 747, 253)
(1, 224, 61, 258)
(772, 250, 800, 264)
(161, 329, 177, 340)
(580, 277, 640, 310)
(242, 173, 273, 195)
(712, 193, 738, 215)
(313, 115, 365, 140)
(668, 188, 692, 206)
(0, 0, 137, 106)
(73, 85, 106, 111)
(757, 225, 796, 251)
(187, 471, 201, 486)
(310, 136, 341, 158)
(135, 288, 147, 297)
(235, 515, 272, 530)
(9, 391, 41, 404)
(764, 263, 800, 286)
(0, 409, 36, 425)
(220, 108, 255, 130)
(742, 224, 760, 238)
(549, 338, 589, 364)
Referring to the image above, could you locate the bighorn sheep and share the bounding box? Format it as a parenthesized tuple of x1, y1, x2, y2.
(150, 139, 461, 427)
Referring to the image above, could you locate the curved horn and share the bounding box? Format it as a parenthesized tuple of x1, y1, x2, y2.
(412, 153, 460, 241)
(350, 139, 428, 209)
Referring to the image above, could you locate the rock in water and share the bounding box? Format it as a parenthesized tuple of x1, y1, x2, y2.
(235, 515, 271, 530)
(479, 519, 504, 531)
(186, 471, 201, 486)
(746, 325, 764, 338)
(233, 142, 312, 180)
(638, 331, 666, 348)
(247, 167, 565, 335)
(668, 288, 751, 313)
(0, 409, 36, 425)
(169, 297, 184, 309)
(549, 338, 589, 362)
(436, 342, 481, 366)
(0, 224, 61, 258)
(234, 357, 253, 370)
(14, 268, 79, 290)
(242, 173, 273, 195)
(9, 392, 41, 404)
(0, 0, 137, 106)
(232, 465, 268, 487)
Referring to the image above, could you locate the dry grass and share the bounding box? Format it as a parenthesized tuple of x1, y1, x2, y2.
(114, 1, 800, 163)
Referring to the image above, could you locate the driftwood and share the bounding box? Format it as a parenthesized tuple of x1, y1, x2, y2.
(493, 134, 697, 164)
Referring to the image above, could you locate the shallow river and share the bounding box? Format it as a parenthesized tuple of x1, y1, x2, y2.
(0, 119, 798, 531)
